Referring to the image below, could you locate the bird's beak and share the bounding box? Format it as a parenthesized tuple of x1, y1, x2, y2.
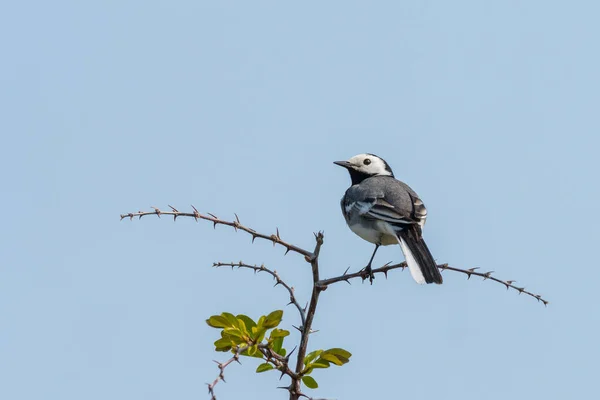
(333, 160, 353, 169)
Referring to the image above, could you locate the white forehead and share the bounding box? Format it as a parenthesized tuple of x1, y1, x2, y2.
(347, 153, 392, 175)
(348, 153, 379, 164)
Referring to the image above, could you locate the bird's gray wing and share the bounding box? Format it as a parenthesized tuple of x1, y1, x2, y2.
(348, 177, 427, 228)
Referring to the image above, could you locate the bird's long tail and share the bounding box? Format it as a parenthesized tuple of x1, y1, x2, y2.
(396, 226, 443, 285)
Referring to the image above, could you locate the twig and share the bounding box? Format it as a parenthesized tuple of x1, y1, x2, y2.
(213, 261, 307, 327)
(317, 262, 548, 306)
(207, 345, 249, 400)
(120, 206, 314, 259)
(257, 343, 299, 381)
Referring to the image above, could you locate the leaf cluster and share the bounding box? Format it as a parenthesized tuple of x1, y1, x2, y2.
(207, 310, 289, 359)
(300, 348, 352, 388)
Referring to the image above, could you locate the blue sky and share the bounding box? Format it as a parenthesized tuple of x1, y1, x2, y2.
(1, 1, 598, 399)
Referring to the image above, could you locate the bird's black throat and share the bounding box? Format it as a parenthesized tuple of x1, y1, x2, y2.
(348, 169, 375, 185)
(348, 169, 394, 185)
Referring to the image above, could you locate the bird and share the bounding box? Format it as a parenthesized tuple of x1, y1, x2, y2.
(334, 153, 443, 285)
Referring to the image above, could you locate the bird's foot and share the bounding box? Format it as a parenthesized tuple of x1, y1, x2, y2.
(360, 264, 375, 285)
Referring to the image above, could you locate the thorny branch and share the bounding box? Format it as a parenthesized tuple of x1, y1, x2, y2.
(207, 345, 248, 400)
(292, 232, 324, 400)
(121, 205, 548, 400)
(120, 206, 314, 259)
(317, 262, 548, 306)
(213, 262, 307, 328)
(208, 343, 299, 400)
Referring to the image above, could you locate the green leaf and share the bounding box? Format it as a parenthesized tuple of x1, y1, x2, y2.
(303, 350, 323, 365)
(310, 359, 331, 369)
(303, 358, 330, 375)
(247, 345, 258, 357)
(241, 345, 264, 359)
(320, 353, 347, 366)
(213, 338, 232, 352)
(236, 315, 256, 333)
(206, 315, 230, 329)
(325, 348, 352, 359)
(263, 310, 283, 329)
(221, 330, 245, 346)
(269, 329, 290, 339)
(223, 327, 243, 338)
(302, 376, 319, 389)
(221, 312, 240, 329)
(256, 363, 274, 373)
(320, 348, 351, 366)
(253, 315, 268, 342)
(271, 337, 284, 354)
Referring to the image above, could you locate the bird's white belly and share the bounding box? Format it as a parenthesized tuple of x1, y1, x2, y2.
(348, 221, 397, 246)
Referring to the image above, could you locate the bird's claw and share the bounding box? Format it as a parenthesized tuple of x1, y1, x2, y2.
(360, 265, 375, 285)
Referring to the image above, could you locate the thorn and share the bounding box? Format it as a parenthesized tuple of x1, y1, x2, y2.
(516, 287, 525, 294)
(251, 234, 257, 243)
(151, 207, 161, 217)
(191, 205, 199, 221)
(284, 246, 291, 255)
(208, 212, 218, 219)
(483, 271, 494, 280)
(292, 325, 302, 332)
(168, 205, 179, 212)
(234, 213, 240, 223)
(286, 346, 297, 359)
(506, 280, 516, 285)
(343, 266, 350, 275)
(276, 227, 281, 240)
(383, 270, 388, 279)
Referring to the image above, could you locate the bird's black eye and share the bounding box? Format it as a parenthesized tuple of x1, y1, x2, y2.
(363, 159, 371, 165)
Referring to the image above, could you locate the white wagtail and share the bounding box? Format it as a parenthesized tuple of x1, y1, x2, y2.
(334, 153, 443, 285)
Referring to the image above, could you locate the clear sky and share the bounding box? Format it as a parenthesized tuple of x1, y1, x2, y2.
(1, 1, 598, 399)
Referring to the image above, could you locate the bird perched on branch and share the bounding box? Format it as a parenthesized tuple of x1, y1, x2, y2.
(334, 154, 442, 285)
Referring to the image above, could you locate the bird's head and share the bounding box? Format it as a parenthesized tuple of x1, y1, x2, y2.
(334, 153, 394, 184)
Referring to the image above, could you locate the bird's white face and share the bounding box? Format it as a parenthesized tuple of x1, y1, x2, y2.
(343, 153, 393, 177)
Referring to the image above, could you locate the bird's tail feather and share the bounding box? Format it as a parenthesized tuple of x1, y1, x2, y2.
(396, 226, 443, 285)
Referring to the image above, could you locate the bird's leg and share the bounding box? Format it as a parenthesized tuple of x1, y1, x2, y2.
(361, 245, 379, 284)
